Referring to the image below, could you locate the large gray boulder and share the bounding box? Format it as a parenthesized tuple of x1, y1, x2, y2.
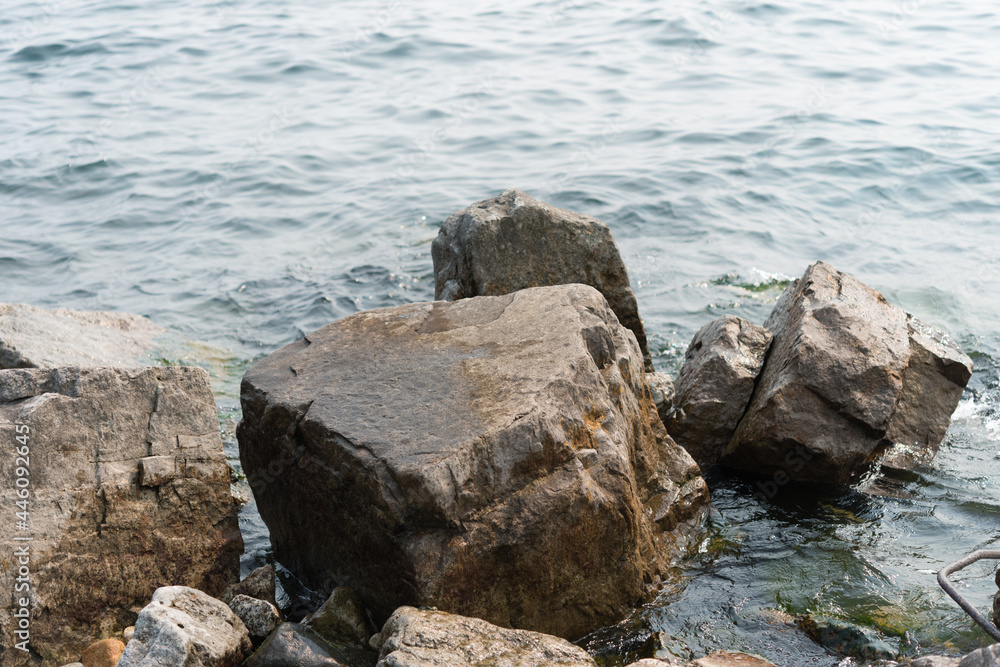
(722, 262, 972, 484)
(117, 586, 251, 667)
(0, 303, 163, 369)
(238, 284, 709, 640)
(667, 316, 772, 467)
(373, 606, 598, 666)
(0, 367, 242, 666)
(432, 189, 653, 371)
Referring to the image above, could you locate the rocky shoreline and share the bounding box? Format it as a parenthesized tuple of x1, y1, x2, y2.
(0, 189, 994, 667)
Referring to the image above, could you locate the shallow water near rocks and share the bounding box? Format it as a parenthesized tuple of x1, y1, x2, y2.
(3, 0, 999, 664)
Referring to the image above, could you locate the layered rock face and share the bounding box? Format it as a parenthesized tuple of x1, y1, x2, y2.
(432, 189, 653, 370)
(0, 303, 163, 369)
(238, 284, 708, 640)
(721, 262, 972, 484)
(667, 316, 772, 467)
(0, 367, 241, 666)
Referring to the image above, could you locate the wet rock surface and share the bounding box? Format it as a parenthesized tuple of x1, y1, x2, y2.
(238, 284, 709, 640)
(432, 188, 653, 370)
(0, 366, 241, 666)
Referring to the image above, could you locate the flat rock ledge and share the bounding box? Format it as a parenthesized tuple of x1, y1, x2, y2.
(238, 284, 709, 640)
(0, 302, 164, 369)
(432, 188, 653, 371)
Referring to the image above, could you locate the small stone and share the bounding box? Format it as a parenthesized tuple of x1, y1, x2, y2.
(229, 594, 282, 642)
(123, 626, 134, 642)
(221, 564, 277, 606)
(304, 587, 370, 647)
(81, 638, 126, 667)
(117, 586, 251, 667)
(624, 660, 685, 667)
(60, 663, 86, 667)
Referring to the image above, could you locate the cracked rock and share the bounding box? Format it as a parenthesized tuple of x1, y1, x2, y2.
(0, 366, 241, 665)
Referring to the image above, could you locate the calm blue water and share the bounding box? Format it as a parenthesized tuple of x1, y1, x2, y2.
(2, 1, 999, 664)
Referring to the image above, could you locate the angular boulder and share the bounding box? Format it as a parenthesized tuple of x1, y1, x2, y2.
(0, 367, 241, 666)
(374, 606, 598, 666)
(723, 262, 972, 484)
(0, 303, 163, 369)
(238, 284, 709, 640)
(667, 316, 772, 467)
(117, 586, 251, 667)
(432, 189, 654, 371)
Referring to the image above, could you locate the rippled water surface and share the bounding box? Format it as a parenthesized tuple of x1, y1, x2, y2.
(2, 0, 999, 664)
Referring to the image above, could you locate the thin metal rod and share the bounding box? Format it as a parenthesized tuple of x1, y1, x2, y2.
(937, 549, 1000, 642)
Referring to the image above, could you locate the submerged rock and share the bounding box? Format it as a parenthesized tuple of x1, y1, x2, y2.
(667, 315, 772, 467)
(797, 614, 897, 662)
(723, 262, 972, 484)
(0, 366, 241, 665)
(238, 284, 709, 639)
(432, 188, 654, 370)
(243, 622, 377, 667)
(0, 302, 164, 369)
(117, 586, 251, 667)
(373, 606, 597, 666)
